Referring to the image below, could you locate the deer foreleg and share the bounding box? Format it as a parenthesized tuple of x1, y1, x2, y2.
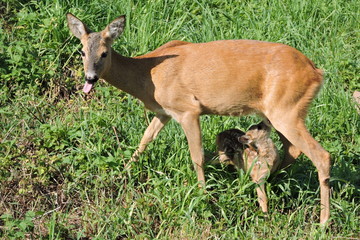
(128, 114, 170, 167)
(179, 112, 205, 186)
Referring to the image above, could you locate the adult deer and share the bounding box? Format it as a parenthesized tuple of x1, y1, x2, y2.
(66, 13, 331, 224)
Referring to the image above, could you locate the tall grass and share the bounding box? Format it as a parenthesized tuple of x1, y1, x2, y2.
(0, 0, 359, 239)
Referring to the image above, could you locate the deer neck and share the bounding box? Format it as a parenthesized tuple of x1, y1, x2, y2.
(102, 49, 158, 110)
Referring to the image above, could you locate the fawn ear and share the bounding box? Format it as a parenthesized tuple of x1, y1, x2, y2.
(104, 15, 126, 41)
(238, 135, 251, 144)
(67, 13, 91, 39)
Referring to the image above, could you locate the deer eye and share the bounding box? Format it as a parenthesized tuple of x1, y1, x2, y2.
(101, 52, 108, 58)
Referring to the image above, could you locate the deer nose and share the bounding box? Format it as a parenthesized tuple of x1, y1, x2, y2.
(85, 75, 99, 83)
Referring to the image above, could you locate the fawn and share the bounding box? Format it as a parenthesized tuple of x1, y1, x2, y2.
(217, 121, 280, 213)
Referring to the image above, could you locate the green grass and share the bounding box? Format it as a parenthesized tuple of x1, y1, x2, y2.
(1, 0, 359, 239)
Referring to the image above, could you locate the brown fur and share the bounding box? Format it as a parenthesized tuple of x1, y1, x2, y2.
(216, 128, 245, 168)
(216, 122, 280, 212)
(67, 14, 331, 223)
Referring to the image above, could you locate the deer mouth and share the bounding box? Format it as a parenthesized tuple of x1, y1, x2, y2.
(83, 77, 99, 93)
(83, 81, 94, 93)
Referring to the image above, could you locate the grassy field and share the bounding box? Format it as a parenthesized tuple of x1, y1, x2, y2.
(1, 0, 359, 239)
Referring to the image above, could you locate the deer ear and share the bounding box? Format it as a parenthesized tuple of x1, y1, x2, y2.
(104, 15, 126, 41)
(238, 135, 251, 144)
(67, 13, 91, 39)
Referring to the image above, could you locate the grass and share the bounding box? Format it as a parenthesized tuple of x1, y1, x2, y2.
(0, 0, 359, 239)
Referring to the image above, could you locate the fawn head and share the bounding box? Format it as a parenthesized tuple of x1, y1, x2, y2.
(66, 13, 126, 93)
(238, 121, 271, 148)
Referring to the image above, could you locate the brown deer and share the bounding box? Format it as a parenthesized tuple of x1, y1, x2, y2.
(66, 13, 331, 223)
(216, 121, 280, 213)
(240, 122, 280, 213)
(216, 122, 280, 213)
(216, 128, 245, 169)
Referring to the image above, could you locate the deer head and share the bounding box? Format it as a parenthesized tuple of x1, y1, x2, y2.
(66, 13, 126, 93)
(238, 121, 271, 149)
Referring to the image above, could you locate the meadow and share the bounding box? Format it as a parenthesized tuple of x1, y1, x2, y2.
(0, 0, 359, 239)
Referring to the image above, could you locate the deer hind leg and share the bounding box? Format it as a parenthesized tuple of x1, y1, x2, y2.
(178, 112, 205, 185)
(276, 130, 302, 169)
(251, 170, 269, 213)
(270, 116, 331, 224)
(263, 118, 301, 168)
(251, 164, 271, 213)
(127, 114, 170, 167)
(255, 183, 268, 213)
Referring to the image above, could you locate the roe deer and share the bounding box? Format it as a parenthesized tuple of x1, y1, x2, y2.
(216, 128, 245, 168)
(216, 122, 280, 213)
(242, 122, 280, 212)
(66, 13, 330, 223)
